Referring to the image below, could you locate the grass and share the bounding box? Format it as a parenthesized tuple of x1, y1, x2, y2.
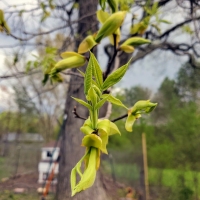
(149, 168, 200, 191)
(103, 161, 200, 195)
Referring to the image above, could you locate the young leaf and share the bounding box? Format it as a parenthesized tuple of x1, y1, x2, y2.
(82, 134, 102, 149)
(102, 59, 131, 91)
(93, 85, 102, 97)
(97, 119, 110, 135)
(125, 114, 138, 132)
(90, 52, 103, 89)
(80, 125, 94, 135)
(84, 57, 93, 95)
(77, 69, 98, 87)
(102, 94, 128, 109)
(71, 97, 92, 110)
(95, 94, 110, 109)
(88, 87, 97, 107)
(110, 122, 121, 135)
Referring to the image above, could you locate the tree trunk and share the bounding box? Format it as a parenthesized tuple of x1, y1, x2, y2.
(56, 1, 109, 199)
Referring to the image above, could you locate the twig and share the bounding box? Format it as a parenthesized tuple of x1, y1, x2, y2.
(104, 34, 118, 79)
(111, 113, 128, 122)
(72, 106, 87, 120)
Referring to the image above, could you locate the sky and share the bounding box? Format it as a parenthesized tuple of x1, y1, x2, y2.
(0, 0, 191, 110)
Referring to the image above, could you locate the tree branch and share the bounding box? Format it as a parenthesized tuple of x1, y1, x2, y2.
(72, 106, 87, 120)
(111, 113, 128, 122)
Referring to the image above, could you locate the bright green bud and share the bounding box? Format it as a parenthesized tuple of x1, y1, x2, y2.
(0, 9, 10, 34)
(107, 0, 118, 13)
(95, 11, 126, 43)
(78, 35, 97, 54)
(0, 10, 5, 24)
(97, 10, 121, 45)
(125, 100, 157, 132)
(130, 100, 157, 114)
(120, 37, 151, 53)
(122, 37, 151, 47)
(120, 45, 134, 53)
(51, 52, 86, 75)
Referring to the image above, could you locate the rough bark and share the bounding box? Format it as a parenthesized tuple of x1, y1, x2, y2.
(56, 1, 109, 200)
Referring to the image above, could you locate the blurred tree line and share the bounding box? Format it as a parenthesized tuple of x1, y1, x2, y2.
(109, 61, 200, 171)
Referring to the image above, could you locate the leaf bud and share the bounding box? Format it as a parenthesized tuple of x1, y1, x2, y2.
(95, 11, 126, 43)
(78, 35, 97, 54)
(51, 52, 86, 75)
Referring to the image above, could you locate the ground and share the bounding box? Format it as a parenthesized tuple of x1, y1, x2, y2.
(0, 172, 132, 200)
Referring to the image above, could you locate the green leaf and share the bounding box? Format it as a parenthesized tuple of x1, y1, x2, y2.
(102, 94, 128, 109)
(72, 148, 97, 196)
(88, 87, 97, 107)
(97, 119, 110, 135)
(80, 125, 94, 135)
(90, 52, 103, 89)
(110, 122, 121, 135)
(131, 100, 157, 114)
(93, 85, 102, 97)
(95, 94, 110, 109)
(82, 134, 102, 149)
(71, 97, 92, 110)
(71, 167, 77, 192)
(77, 69, 98, 87)
(125, 114, 137, 132)
(98, 130, 109, 154)
(84, 57, 93, 95)
(102, 59, 131, 91)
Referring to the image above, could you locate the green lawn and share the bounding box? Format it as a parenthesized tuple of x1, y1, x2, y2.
(149, 168, 200, 191)
(103, 161, 200, 195)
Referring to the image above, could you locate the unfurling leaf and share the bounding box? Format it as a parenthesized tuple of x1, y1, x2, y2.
(102, 58, 131, 90)
(88, 86, 97, 106)
(102, 94, 128, 109)
(130, 100, 157, 114)
(125, 100, 157, 132)
(84, 56, 93, 95)
(71, 147, 97, 196)
(78, 35, 97, 54)
(71, 97, 92, 110)
(125, 112, 141, 132)
(80, 125, 94, 135)
(82, 134, 102, 149)
(90, 52, 103, 89)
(110, 122, 121, 135)
(95, 94, 110, 109)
